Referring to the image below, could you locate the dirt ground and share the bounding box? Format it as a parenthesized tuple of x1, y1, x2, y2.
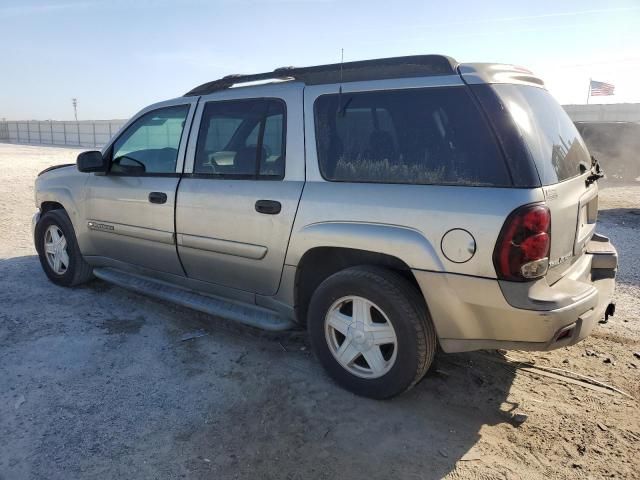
(0, 143, 638, 480)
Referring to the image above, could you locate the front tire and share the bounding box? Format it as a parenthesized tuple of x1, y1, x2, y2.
(35, 209, 93, 287)
(307, 266, 437, 399)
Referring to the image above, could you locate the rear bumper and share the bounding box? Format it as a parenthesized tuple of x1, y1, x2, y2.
(413, 234, 617, 353)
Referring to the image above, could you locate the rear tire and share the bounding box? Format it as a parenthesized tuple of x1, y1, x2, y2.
(307, 266, 437, 399)
(35, 209, 93, 287)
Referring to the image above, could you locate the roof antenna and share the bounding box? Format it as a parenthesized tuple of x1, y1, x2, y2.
(337, 48, 344, 116)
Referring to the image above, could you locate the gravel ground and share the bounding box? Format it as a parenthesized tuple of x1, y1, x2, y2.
(0, 144, 638, 480)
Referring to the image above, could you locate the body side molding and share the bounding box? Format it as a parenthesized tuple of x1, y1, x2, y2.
(87, 220, 174, 244)
(177, 233, 268, 260)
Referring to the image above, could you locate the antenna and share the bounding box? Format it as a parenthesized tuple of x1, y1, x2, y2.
(337, 48, 344, 115)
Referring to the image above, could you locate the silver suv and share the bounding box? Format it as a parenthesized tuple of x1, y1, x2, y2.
(33, 55, 617, 399)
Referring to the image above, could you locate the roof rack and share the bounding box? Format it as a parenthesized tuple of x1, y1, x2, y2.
(184, 54, 458, 96)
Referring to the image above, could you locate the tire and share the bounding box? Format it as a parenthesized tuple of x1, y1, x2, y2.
(35, 209, 93, 287)
(307, 266, 437, 399)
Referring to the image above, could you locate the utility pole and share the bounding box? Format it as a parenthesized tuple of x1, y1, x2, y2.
(586, 79, 591, 105)
(72, 98, 78, 121)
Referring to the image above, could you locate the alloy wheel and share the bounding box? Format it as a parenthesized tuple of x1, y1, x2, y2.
(44, 225, 69, 275)
(324, 295, 398, 379)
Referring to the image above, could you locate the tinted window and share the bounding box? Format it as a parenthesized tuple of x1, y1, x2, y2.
(195, 99, 285, 178)
(314, 87, 510, 186)
(112, 105, 189, 174)
(492, 85, 591, 185)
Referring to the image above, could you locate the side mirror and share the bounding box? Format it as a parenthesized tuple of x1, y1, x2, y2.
(77, 151, 108, 173)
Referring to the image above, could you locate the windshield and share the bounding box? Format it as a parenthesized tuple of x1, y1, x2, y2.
(493, 85, 591, 185)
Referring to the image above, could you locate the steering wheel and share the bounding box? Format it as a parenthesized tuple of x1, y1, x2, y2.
(247, 144, 272, 158)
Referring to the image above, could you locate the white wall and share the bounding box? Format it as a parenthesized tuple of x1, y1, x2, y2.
(2, 103, 639, 148)
(0, 120, 126, 147)
(563, 103, 640, 123)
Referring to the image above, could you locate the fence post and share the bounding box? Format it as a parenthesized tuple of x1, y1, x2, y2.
(27, 122, 31, 143)
(38, 122, 42, 144)
(63, 122, 67, 145)
(50, 121, 54, 145)
(92, 122, 97, 147)
(77, 121, 81, 146)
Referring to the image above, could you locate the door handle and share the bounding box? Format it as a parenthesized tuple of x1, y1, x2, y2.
(149, 192, 168, 204)
(255, 200, 281, 215)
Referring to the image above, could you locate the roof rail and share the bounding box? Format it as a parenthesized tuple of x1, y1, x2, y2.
(184, 54, 458, 96)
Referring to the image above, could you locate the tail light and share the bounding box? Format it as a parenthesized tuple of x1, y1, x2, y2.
(493, 204, 551, 281)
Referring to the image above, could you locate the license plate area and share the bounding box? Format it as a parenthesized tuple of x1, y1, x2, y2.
(574, 188, 598, 255)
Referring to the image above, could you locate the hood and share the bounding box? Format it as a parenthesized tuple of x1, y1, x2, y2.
(38, 164, 75, 177)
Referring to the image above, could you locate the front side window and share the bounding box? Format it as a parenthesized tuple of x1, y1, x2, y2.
(194, 99, 285, 178)
(111, 105, 189, 174)
(314, 87, 511, 186)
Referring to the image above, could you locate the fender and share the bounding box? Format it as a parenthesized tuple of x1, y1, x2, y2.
(35, 169, 90, 251)
(285, 221, 445, 272)
(37, 187, 80, 228)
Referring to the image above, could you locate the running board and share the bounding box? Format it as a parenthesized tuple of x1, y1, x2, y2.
(93, 267, 295, 331)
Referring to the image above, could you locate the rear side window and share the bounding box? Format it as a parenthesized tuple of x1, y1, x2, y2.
(314, 87, 511, 186)
(491, 85, 591, 185)
(195, 99, 285, 179)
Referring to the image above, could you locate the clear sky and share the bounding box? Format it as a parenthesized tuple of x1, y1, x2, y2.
(1, 0, 639, 120)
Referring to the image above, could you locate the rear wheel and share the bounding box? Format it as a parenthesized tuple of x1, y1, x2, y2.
(307, 266, 437, 399)
(35, 209, 93, 287)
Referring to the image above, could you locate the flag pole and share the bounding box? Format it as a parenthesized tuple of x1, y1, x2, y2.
(586, 78, 591, 104)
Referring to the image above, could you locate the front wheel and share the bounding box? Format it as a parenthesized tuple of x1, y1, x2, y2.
(307, 266, 437, 399)
(35, 209, 93, 287)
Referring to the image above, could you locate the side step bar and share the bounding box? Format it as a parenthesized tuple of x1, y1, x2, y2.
(93, 267, 295, 331)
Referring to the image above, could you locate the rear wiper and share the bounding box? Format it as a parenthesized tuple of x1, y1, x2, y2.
(337, 96, 353, 117)
(585, 155, 604, 186)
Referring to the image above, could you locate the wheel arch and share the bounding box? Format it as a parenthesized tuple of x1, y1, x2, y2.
(40, 201, 65, 214)
(286, 221, 443, 325)
(285, 222, 443, 271)
(293, 246, 425, 326)
(37, 188, 81, 233)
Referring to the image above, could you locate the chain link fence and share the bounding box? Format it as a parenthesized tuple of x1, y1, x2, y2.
(0, 120, 127, 148)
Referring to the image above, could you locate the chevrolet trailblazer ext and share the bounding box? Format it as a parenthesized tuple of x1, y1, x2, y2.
(33, 55, 617, 399)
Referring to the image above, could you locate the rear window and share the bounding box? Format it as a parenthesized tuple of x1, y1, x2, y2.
(492, 85, 591, 185)
(314, 87, 511, 186)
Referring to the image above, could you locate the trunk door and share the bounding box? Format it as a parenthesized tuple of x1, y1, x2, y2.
(486, 84, 598, 282)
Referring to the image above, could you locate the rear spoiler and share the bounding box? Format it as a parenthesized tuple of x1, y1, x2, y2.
(458, 63, 545, 88)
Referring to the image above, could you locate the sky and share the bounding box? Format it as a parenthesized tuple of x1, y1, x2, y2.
(1, 0, 639, 120)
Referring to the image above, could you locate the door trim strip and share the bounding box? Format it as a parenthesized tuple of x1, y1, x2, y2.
(177, 233, 267, 260)
(87, 220, 174, 245)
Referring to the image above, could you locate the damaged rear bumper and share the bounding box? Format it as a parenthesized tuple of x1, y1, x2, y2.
(413, 233, 617, 353)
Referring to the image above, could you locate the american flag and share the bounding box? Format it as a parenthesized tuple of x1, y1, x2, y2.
(589, 80, 615, 96)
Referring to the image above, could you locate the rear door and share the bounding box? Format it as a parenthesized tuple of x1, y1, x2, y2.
(487, 84, 598, 282)
(84, 100, 195, 275)
(176, 83, 305, 295)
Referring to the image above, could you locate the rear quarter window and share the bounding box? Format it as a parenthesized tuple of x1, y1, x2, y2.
(488, 85, 592, 185)
(313, 87, 512, 186)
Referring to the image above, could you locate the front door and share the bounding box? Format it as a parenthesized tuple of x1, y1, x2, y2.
(83, 101, 195, 275)
(176, 86, 304, 295)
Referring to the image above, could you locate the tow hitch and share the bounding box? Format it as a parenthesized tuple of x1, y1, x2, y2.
(602, 303, 616, 323)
